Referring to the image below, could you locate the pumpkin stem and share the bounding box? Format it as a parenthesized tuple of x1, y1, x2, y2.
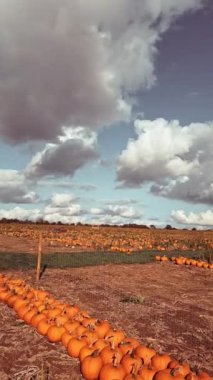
(131, 362, 138, 375)
(171, 368, 181, 377)
(112, 354, 118, 367)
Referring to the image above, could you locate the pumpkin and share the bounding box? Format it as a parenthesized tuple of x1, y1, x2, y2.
(123, 338, 140, 349)
(47, 325, 66, 343)
(30, 313, 46, 328)
(94, 320, 111, 339)
(81, 329, 98, 345)
(119, 341, 135, 356)
(17, 304, 31, 319)
(67, 337, 87, 358)
(185, 373, 199, 380)
(64, 320, 80, 333)
(55, 314, 69, 326)
(23, 308, 38, 324)
(138, 365, 157, 380)
(135, 345, 156, 365)
(0, 290, 11, 302)
(154, 368, 185, 380)
(100, 345, 123, 365)
(61, 331, 76, 348)
(25, 290, 35, 300)
(79, 345, 97, 363)
(168, 360, 190, 377)
(13, 299, 29, 312)
(105, 328, 126, 346)
(161, 256, 169, 262)
(197, 371, 211, 380)
(124, 374, 144, 380)
(6, 294, 19, 308)
(74, 325, 88, 337)
(82, 317, 98, 328)
(99, 363, 126, 380)
(37, 319, 53, 336)
(46, 308, 62, 319)
(151, 354, 172, 371)
(80, 350, 103, 380)
(74, 310, 91, 322)
(64, 304, 80, 318)
(121, 352, 142, 375)
(34, 290, 49, 301)
(93, 338, 109, 351)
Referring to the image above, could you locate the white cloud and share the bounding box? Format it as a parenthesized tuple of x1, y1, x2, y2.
(171, 209, 213, 227)
(0, 207, 42, 221)
(50, 193, 76, 207)
(25, 127, 99, 178)
(90, 204, 141, 225)
(0, 170, 39, 203)
(42, 192, 84, 224)
(117, 118, 213, 204)
(0, 0, 204, 143)
(0, 192, 84, 223)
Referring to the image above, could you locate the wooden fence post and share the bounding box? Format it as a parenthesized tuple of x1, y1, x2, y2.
(36, 232, 42, 281)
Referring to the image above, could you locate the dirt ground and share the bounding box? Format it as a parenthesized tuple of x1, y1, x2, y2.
(0, 262, 212, 379)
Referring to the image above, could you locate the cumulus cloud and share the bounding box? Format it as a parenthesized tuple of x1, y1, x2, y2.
(90, 204, 141, 225)
(0, 207, 42, 221)
(42, 192, 84, 224)
(0, 170, 39, 203)
(25, 127, 99, 178)
(0, 192, 85, 223)
(117, 118, 213, 204)
(171, 209, 213, 227)
(0, 0, 204, 143)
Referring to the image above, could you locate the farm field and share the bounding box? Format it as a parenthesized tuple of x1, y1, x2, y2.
(0, 263, 213, 379)
(0, 223, 212, 379)
(0, 222, 213, 254)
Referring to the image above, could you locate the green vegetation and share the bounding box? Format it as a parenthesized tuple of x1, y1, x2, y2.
(0, 250, 211, 270)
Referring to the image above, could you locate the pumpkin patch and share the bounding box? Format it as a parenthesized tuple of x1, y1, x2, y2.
(0, 272, 212, 379)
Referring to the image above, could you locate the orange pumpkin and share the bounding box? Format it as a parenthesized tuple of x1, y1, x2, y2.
(47, 325, 66, 343)
(99, 363, 126, 380)
(105, 328, 126, 346)
(121, 352, 142, 375)
(154, 368, 185, 380)
(168, 360, 190, 377)
(151, 354, 172, 371)
(64, 320, 80, 333)
(30, 313, 46, 328)
(135, 345, 156, 365)
(67, 337, 87, 358)
(23, 308, 38, 324)
(61, 331, 76, 348)
(100, 345, 123, 365)
(94, 320, 111, 339)
(80, 351, 103, 380)
(93, 338, 109, 351)
(79, 345, 97, 363)
(37, 319, 53, 336)
(64, 304, 80, 318)
(124, 374, 144, 380)
(138, 365, 157, 380)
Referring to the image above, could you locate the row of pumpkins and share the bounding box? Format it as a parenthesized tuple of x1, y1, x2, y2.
(0, 273, 212, 380)
(155, 255, 213, 269)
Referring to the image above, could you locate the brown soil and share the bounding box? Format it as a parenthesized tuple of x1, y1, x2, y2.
(0, 262, 212, 379)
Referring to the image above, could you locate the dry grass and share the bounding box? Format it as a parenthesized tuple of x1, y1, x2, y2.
(9, 361, 50, 380)
(120, 294, 145, 304)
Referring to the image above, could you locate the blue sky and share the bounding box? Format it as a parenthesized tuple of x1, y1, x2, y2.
(0, 0, 213, 228)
